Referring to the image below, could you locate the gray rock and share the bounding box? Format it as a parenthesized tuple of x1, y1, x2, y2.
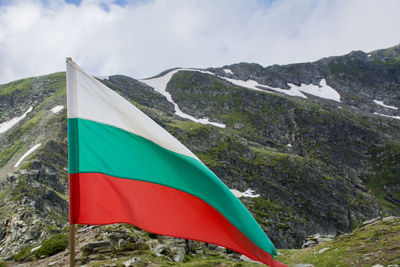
(153, 244, 170, 257)
(215, 246, 226, 253)
(123, 257, 139, 266)
(318, 247, 330, 254)
(383, 216, 397, 222)
(173, 253, 184, 262)
(362, 217, 381, 226)
(172, 247, 186, 262)
(86, 240, 111, 249)
(239, 255, 258, 263)
(302, 234, 334, 248)
(31, 160, 41, 170)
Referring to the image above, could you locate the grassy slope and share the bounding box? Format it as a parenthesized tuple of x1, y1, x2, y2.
(276, 217, 400, 267)
(0, 72, 66, 173)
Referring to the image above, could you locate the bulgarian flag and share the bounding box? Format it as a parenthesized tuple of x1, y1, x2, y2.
(66, 59, 286, 267)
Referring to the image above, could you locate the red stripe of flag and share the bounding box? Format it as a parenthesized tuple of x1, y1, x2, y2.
(69, 173, 286, 266)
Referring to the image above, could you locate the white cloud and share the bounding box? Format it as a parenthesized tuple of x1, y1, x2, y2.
(0, 0, 400, 83)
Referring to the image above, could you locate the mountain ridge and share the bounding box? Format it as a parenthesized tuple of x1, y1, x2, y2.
(0, 44, 399, 265)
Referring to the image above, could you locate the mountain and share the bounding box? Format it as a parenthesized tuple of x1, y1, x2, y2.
(0, 44, 399, 265)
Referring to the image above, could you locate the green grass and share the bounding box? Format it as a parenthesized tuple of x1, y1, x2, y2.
(13, 245, 34, 262)
(250, 147, 291, 166)
(197, 152, 222, 168)
(168, 119, 208, 132)
(250, 197, 285, 227)
(11, 175, 27, 201)
(0, 141, 21, 167)
(173, 258, 262, 266)
(84, 249, 263, 267)
(87, 253, 262, 267)
(276, 217, 400, 267)
(367, 141, 400, 212)
(12, 233, 68, 262)
(0, 77, 33, 96)
(221, 111, 249, 124)
(34, 233, 68, 258)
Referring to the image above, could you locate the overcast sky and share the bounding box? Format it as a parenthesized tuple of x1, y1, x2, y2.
(0, 0, 399, 84)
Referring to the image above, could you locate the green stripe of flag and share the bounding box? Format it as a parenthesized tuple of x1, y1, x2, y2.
(68, 117, 277, 256)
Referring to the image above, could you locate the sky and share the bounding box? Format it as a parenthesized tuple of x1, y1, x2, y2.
(0, 0, 400, 84)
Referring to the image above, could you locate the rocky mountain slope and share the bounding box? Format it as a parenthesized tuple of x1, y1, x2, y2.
(276, 216, 400, 266)
(0, 44, 399, 265)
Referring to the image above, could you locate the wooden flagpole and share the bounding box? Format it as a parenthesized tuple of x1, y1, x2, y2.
(66, 57, 75, 267)
(69, 224, 75, 267)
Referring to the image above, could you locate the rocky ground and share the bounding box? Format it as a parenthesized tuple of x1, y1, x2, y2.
(3, 223, 263, 267)
(1, 216, 398, 267)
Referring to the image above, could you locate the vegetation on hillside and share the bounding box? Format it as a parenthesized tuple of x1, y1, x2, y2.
(276, 217, 400, 267)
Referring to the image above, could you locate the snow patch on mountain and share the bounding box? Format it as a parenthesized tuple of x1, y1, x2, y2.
(221, 78, 264, 92)
(268, 83, 308, 98)
(221, 77, 307, 98)
(289, 79, 341, 102)
(142, 69, 341, 127)
(222, 77, 341, 102)
(14, 143, 41, 168)
(51, 105, 64, 113)
(373, 100, 398, 110)
(374, 112, 400, 120)
(223, 69, 234, 75)
(140, 69, 225, 128)
(0, 106, 33, 134)
(230, 188, 260, 198)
